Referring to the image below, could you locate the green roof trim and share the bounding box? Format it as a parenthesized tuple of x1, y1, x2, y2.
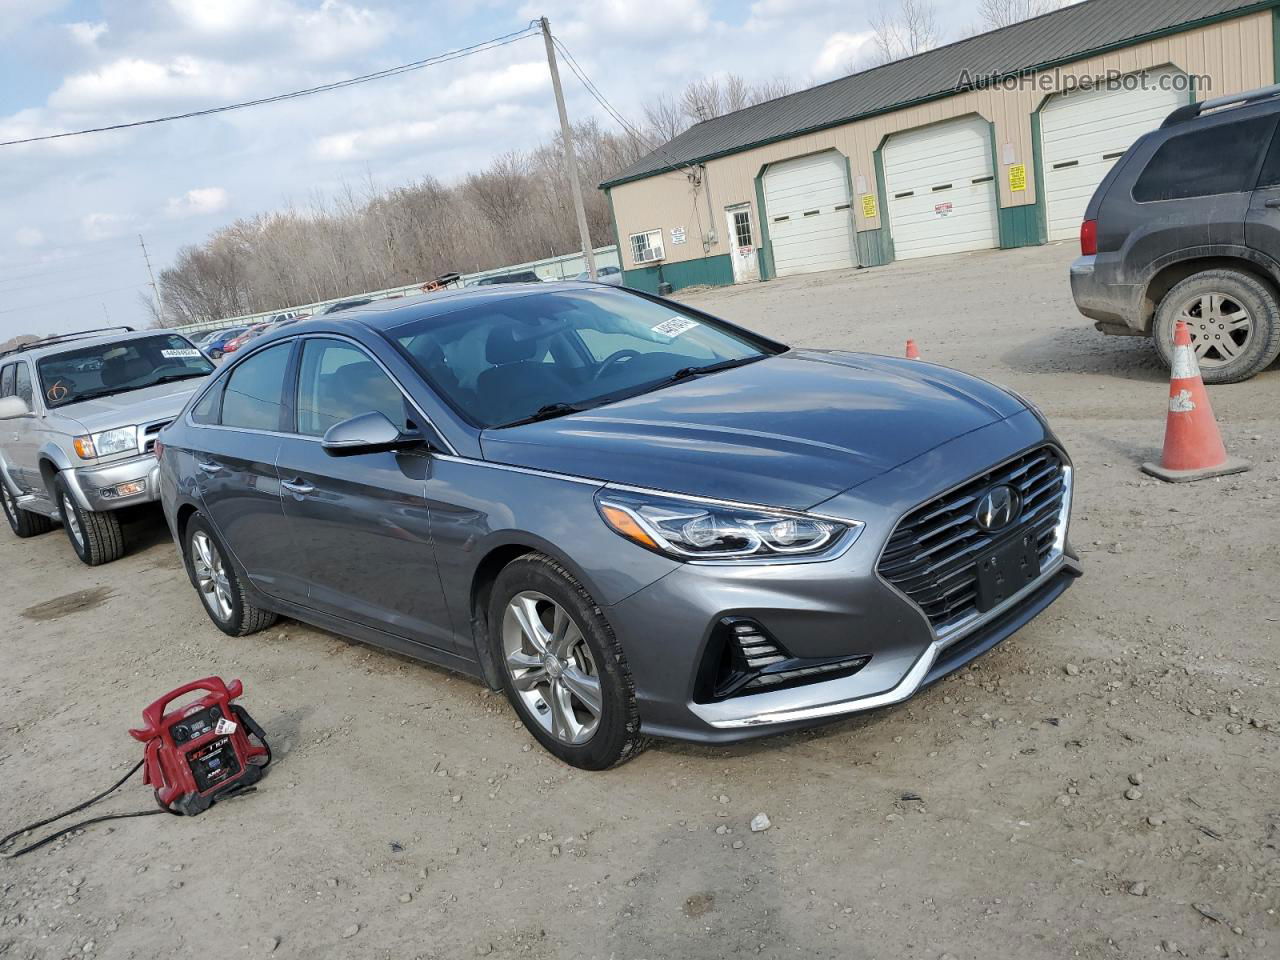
(601, 0, 1280, 190)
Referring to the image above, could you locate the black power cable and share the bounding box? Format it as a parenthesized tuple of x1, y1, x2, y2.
(0, 759, 167, 859)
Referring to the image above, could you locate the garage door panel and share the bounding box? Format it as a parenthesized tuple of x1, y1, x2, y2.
(884, 116, 999, 261)
(1042, 67, 1186, 241)
(763, 151, 857, 277)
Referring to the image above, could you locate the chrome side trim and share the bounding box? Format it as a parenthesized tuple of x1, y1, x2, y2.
(429, 454, 603, 486)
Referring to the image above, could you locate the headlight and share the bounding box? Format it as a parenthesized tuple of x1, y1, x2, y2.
(596, 490, 859, 561)
(73, 426, 138, 460)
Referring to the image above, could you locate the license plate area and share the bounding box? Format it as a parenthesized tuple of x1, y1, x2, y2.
(975, 530, 1040, 613)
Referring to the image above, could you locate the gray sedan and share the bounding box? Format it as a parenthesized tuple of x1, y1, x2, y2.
(156, 284, 1080, 769)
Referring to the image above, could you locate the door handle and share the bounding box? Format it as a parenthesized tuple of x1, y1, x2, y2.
(196, 460, 221, 475)
(1265, 198, 1280, 209)
(281, 478, 314, 496)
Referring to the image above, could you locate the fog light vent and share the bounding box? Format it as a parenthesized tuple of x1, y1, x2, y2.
(732, 621, 786, 669)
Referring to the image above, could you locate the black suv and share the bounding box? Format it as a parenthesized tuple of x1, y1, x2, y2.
(1071, 83, 1280, 383)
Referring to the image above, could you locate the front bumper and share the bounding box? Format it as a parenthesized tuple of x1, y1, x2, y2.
(63, 454, 162, 512)
(607, 412, 1081, 744)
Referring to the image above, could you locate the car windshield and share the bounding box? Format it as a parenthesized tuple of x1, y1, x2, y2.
(37, 334, 214, 408)
(390, 288, 774, 428)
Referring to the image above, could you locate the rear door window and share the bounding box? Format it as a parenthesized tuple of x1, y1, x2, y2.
(220, 343, 292, 431)
(1133, 116, 1275, 202)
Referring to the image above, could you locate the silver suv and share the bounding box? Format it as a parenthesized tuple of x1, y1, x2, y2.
(0, 327, 213, 565)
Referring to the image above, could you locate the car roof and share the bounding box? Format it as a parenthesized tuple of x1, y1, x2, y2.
(1, 327, 192, 363)
(327, 282, 631, 333)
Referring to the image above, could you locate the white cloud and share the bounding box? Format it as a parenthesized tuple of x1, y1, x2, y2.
(313, 109, 513, 162)
(165, 187, 230, 218)
(15, 227, 45, 248)
(813, 31, 876, 79)
(166, 0, 390, 61)
(521, 0, 712, 42)
(66, 21, 108, 48)
(0, 0, 67, 39)
(81, 212, 133, 240)
(50, 56, 263, 112)
(439, 62, 547, 107)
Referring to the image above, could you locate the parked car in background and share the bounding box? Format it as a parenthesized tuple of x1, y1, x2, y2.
(321, 298, 374, 315)
(573, 266, 623, 286)
(472, 270, 542, 286)
(1072, 83, 1280, 383)
(222, 322, 272, 355)
(157, 284, 1078, 769)
(0, 327, 213, 565)
(201, 326, 248, 359)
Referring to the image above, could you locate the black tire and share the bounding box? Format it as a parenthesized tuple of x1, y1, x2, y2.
(182, 513, 277, 637)
(1, 480, 53, 538)
(209, 349, 223, 360)
(1154, 269, 1280, 384)
(53, 475, 124, 565)
(489, 553, 646, 770)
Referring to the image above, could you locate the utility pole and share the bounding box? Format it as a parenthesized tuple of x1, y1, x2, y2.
(138, 234, 164, 321)
(540, 17, 597, 280)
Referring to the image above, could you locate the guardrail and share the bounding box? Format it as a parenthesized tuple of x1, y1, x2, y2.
(173, 245, 620, 337)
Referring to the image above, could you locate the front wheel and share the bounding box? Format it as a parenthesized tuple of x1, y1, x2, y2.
(1154, 270, 1280, 384)
(54, 476, 124, 565)
(489, 554, 646, 770)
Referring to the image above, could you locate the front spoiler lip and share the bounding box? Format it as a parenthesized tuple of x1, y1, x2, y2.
(700, 552, 1082, 730)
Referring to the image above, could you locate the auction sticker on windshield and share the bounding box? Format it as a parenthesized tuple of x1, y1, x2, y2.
(161, 349, 202, 359)
(652, 317, 700, 338)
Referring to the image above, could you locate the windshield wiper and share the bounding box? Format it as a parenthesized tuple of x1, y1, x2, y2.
(496, 402, 589, 429)
(149, 372, 210, 385)
(664, 354, 767, 384)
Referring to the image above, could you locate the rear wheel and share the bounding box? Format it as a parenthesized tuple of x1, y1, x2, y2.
(54, 476, 124, 565)
(1, 480, 53, 538)
(1154, 270, 1280, 384)
(183, 513, 277, 636)
(489, 554, 645, 770)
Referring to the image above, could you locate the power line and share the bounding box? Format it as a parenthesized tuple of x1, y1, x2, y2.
(0, 283, 148, 316)
(0, 26, 540, 148)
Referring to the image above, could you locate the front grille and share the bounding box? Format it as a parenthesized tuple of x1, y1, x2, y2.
(877, 446, 1067, 631)
(142, 420, 172, 454)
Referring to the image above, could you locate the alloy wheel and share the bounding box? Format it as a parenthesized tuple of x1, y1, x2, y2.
(502, 590, 602, 745)
(1176, 292, 1253, 368)
(190, 530, 233, 622)
(61, 495, 84, 548)
(1, 484, 17, 529)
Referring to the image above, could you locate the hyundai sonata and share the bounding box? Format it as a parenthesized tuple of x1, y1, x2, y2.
(156, 284, 1080, 769)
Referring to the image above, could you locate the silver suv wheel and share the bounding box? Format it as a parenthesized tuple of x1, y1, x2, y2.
(502, 590, 602, 745)
(61, 494, 84, 548)
(1174, 292, 1253, 368)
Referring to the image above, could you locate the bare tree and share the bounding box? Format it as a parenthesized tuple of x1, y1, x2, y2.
(868, 0, 941, 66)
(976, 0, 1063, 30)
(749, 76, 796, 104)
(642, 93, 689, 142)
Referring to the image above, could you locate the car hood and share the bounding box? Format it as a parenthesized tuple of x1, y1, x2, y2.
(479, 350, 1027, 511)
(56, 378, 206, 435)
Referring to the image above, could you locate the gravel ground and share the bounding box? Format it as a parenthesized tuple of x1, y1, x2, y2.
(2, 241, 1278, 960)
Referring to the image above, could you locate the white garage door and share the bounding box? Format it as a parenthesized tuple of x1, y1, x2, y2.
(883, 116, 1000, 261)
(762, 151, 857, 277)
(1041, 67, 1186, 241)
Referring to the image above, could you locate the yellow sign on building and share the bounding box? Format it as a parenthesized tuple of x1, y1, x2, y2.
(1009, 163, 1027, 192)
(861, 193, 878, 219)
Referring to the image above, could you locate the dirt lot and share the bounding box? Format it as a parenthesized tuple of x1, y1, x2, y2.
(3, 241, 1278, 960)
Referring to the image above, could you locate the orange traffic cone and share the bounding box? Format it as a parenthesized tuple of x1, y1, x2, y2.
(1141, 321, 1249, 483)
(905, 339, 920, 360)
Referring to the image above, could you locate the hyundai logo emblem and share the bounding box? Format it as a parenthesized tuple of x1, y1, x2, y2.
(975, 484, 1021, 532)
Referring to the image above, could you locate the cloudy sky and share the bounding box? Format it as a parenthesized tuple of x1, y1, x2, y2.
(0, 0, 988, 340)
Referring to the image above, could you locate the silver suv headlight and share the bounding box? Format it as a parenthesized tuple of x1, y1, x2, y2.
(596, 489, 860, 561)
(73, 426, 138, 460)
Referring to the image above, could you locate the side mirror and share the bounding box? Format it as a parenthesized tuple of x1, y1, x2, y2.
(321, 411, 422, 458)
(0, 396, 32, 420)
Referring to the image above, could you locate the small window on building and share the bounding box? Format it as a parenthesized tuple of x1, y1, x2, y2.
(1133, 116, 1275, 203)
(731, 209, 752, 248)
(629, 229, 664, 265)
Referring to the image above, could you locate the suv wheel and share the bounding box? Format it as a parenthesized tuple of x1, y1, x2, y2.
(183, 513, 278, 636)
(54, 475, 124, 565)
(1, 481, 53, 538)
(489, 554, 646, 770)
(1154, 270, 1280, 384)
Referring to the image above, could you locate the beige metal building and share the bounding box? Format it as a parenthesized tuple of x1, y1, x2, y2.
(601, 0, 1280, 293)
